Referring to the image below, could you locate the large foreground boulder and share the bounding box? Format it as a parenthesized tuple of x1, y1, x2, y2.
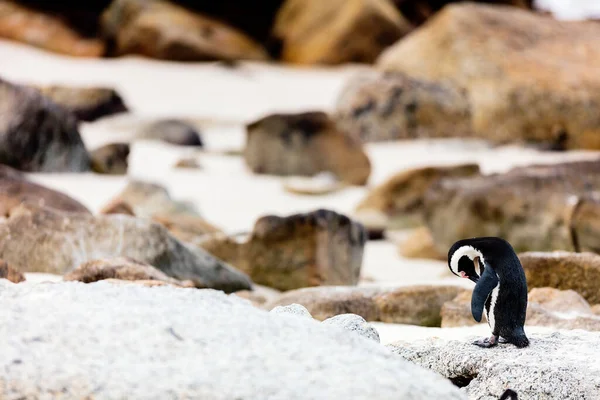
(267, 284, 467, 326)
(389, 331, 600, 399)
(0, 1, 105, 57)
(101, 0, 268, 61)
(342, 3, 600, 148)
(200, 209, 367, 291)
(0, 164, 90, 215)
(272, 0, 411, 65)
(424, 160, 600, 254)
(0, 78, 90, 172)
(245, 112, 371, 185)
(0, 205, 251, 292)
(0, 281, 465, 399)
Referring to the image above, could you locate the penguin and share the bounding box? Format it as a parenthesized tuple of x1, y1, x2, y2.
(448, 237, 529, 348)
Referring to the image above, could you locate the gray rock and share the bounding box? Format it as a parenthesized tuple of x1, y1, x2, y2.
(0, 78, 90, 172)
(323, 314, 380, 343)
(388, 331, 600, 399)
(90, 143, 130, 175)
(270, 303, 313, 319)
(0, 205, 251, 292)
(0, 281, 465, 399)
(139, 119, 203, 147)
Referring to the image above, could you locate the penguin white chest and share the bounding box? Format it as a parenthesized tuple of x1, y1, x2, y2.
(484, 283, 501, 332)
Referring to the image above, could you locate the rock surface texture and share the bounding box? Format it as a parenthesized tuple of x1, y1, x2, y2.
(101, 0, 268, 61)
(0, 281, 466, 399)
(272, 0, 412, 65)
(0, 78, 90, 172)
(90, 143, 130, 175)
(245, 111, 371, 185)
(0, 1, 105, 57)
(0, 164, 90, 215)
(0, 205, 251, 292)
(0, 259, 25, 283)
(200, 209, 367, 291)
(138, 119, 204, 147)
(267, 284, 466, 325)
(35, 85, 128, 121)
(389, 331, 600, 399)
(339, 3, 600, 148)
(424, 160, 600, 254)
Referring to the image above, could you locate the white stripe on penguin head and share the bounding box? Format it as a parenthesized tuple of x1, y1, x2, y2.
(450, 245, 485, 276)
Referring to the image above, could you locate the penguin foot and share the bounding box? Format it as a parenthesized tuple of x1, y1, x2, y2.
(472, 335, 498, 348)
(498, 337, 508, 344)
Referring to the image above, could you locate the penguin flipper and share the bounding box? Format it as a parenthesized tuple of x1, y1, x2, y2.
(471, 264, 499, 322)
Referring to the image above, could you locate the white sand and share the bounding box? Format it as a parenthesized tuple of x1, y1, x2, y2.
(534, 0, 600, 20)
(2, 40, 600, 342)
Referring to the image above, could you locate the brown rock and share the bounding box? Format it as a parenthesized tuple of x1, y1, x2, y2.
(0, 1, 105, 57)
(593, 305, 600, 316)
(0, 164, 90, 216)
(245, 112, 371, 185)
(232, 285, 281, 307)
(139, 119, 203, 147)
(424, 160, 600, 254)
(397, 227, 445, 260)
(152, 213, 221, 246)
(0, 259, 25, 283)
(272, 0, 412, 65)
(335, 70, 473, 142)
(101, 0, 268, 61)
(441, 287, 600, 331)
(267, 284, 466, 325)
(35, 85, 128, 122)
(392, 0, 531, 26)
(174, 157, 202, 169)
(100, 200, 135, 216)
(200, 209, 367, 291)
(90, 143, 130, 175)
(64, 257, 194, 287)
(100, 279, 185, 288)
(520, 252, 600, 305)
(0, 204, 252, 292)
(356, 163, 479, 228)
(0, 78, 90, 172)
(377, 3, 600, 149)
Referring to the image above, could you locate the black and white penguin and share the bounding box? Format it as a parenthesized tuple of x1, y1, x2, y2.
(448, 237, 529, 348)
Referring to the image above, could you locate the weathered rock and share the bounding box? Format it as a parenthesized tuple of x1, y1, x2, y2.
(138, 119, 203, 147)
(173, 157, 202, 169)
(424, 160, 600, 254)
(335, 70, 473, 142)
(101, 0, 268, 61)
(593, 305, 600, 316)
(64, 257, 195, 287)
(377, 3, 600, 149)
(397, 227, 445, 260)
(356, 163, 479, 228)
(245, 112, 371, 185)
(270, 303, 313, 319)
(90, 143, 129, 175)
(322, 314, 380, 342)
(100, 200, 135, 216)
(104, 180, 198, 218)
(272, 0, 411, 65)
(0, 205, 251, 292)
(0, 259, 25, 283)
(0, 1, 105, 57)
(35, 85, 128, 121)
(0, 164, 90, 215)
(267, 284, 467, 325)
(520, 252, 600, 305)
(393, 0, 531, 26)
(389, 331, 600, 399)
(0, 78, 90, 172)
(101, 278, 185, 288)
(0, 281, 465, 399)
(232, 284, 281, 307)
(283, 172, 345, 196)
(152, 213, 222, 246)
(441, 287, 600, 331)
(199, 209, 367, 291)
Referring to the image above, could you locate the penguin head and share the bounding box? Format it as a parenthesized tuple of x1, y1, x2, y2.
(448, 240, 485, 283)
